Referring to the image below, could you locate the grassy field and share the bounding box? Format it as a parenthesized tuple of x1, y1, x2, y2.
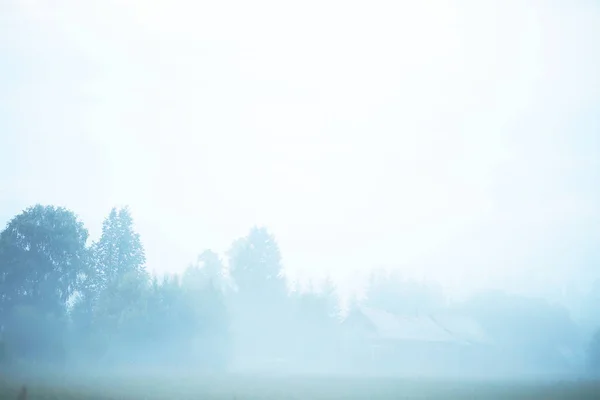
(1, 374, 599, 399)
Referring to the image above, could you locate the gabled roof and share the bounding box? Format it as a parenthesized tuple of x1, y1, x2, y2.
(349, 306, 493, 345)
(430, 314, 493, 345)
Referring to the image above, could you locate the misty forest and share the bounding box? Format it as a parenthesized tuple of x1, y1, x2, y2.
(1, 204, 600, 385)
(3, 0, 600, 397)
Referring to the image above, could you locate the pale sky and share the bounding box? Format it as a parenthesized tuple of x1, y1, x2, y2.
(1, 0, 599, 303)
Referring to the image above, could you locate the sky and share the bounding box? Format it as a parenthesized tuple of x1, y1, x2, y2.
(1, 0, 599, 303)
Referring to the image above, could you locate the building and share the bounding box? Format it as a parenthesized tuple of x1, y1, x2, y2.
(339, 306, 495, 375)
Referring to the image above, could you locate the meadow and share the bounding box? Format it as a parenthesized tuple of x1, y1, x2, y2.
(1, 374, 599, 400)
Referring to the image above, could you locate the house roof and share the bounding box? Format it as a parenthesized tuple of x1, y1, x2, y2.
(351, 306, 493, 345)
(430, 314, 493, 345)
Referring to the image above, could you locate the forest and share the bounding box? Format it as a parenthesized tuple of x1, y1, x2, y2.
(1, 204, 600, 379)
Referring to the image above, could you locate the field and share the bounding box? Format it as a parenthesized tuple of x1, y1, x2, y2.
(1, 374, 599, 399)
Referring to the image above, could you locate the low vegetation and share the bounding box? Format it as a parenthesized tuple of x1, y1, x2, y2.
(2, 375, 600, 400)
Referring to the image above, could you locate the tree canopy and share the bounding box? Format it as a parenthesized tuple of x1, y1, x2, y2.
(0, 203, 596, 376)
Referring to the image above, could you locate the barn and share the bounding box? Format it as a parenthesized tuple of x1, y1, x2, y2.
(339, 306, 495, 375)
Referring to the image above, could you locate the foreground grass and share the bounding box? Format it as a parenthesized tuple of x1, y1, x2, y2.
(1, 374, 599, 399)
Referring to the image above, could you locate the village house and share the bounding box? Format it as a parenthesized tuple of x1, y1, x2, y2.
(339, 305, 501, 375)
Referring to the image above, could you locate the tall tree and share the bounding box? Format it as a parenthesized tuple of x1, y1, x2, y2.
(228, 226, 286, 304)
(91, 207, 146, 290)
(76, 207, 146, 317)
(181, 260, 232, 369)
(0, 205, 89, 316)
(186, 249, 230, 293)
(71, 207, 148, 365)
(290, 277, 341, 369)
(0, 205, 89, 363)
(227, 227, 289, 362)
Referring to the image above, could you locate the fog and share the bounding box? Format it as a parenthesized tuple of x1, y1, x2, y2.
(1, 214, 598, 381)
(1, 0, 600, 389)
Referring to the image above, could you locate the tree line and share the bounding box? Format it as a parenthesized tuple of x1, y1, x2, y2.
(0, 204, 339, 374)
(0, 204, 599, 375)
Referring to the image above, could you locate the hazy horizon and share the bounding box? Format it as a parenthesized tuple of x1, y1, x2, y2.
(2, 0, 600, 305)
